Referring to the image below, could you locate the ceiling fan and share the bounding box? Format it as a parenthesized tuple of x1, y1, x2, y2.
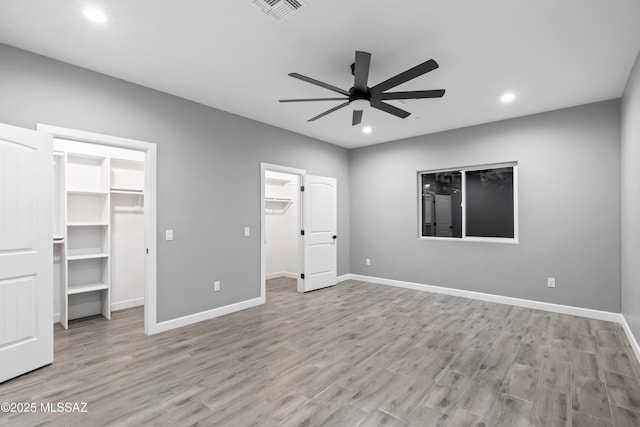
(280, 51, 445, 126)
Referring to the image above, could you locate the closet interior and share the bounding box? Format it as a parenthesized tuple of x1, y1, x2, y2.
(265, 171, 299, 283)
(52, 139, 145, 328)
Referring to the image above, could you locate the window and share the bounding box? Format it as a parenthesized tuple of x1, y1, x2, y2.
(419, 163, 518, 242)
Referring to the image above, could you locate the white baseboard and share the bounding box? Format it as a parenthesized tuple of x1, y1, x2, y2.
(112, 298, 144, 312)
(621, 315, 640, 365)
(150, 296, 265, 334)
(266, 271, 298, 280)
(350, 274, 623, 323)
(337, 274, 353, 283)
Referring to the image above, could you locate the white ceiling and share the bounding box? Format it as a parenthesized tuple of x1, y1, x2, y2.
(1, 0, 639, 148)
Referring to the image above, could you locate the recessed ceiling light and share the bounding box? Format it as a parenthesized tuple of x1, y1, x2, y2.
(501, 92, 516, 103)
(83, 7, 108, 23)
(362, 126, 372, 134)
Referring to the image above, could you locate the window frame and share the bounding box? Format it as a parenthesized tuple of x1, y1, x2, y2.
(417, 162, 519, 244)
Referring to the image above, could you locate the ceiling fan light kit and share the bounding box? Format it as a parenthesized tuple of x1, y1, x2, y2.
(280, 50, 446, 126)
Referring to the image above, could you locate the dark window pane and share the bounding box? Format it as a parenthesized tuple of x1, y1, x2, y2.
(421, 172, 462, 237)
(465, 167, 514, 238)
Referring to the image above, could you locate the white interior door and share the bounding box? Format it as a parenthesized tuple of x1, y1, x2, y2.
(435, 194, 453, 237)
(300, 175, 337, 292)
(0, 123, 53, 383)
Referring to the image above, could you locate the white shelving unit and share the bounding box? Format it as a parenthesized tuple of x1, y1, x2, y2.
(53, 152, 66, 328)
(53, 152, 65, 241)
(60, 153, 111, 328)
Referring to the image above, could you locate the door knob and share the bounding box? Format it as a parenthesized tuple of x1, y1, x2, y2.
(332, 235, 337, 239)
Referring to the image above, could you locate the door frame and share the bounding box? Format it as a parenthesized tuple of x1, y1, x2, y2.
(260, 162, 306, 299)
(37, 124, 159, 335)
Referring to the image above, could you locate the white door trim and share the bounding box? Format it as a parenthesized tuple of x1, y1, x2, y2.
(260, 163, 306, 301)
(36, 124, 159, 335)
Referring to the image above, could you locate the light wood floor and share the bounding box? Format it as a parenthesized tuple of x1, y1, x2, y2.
(2, 278, 640, 426)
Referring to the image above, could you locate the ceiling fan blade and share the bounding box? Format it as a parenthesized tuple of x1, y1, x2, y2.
(371, 59, 439, 94)
(353, 51, 371, 92)
(308, 101, 350, 122)
(376, 89, 446, 100)
(352, 110, 363, 126)
(280, 97, 349, 103)
(370, 100, 411, 119)
(288, 73, 350, 96)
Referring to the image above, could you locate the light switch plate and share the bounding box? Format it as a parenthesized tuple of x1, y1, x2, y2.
(244, 227, 250, 237)
(166, 229, 174, 241)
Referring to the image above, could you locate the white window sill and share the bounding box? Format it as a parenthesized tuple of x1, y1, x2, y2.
(418, 236, 519, 245)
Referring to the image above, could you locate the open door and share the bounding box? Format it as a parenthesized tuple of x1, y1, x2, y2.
(300, 175, 337, 292)
(0, 123, 53, 383)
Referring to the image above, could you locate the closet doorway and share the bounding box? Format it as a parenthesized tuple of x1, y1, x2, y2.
(260, 163, 304, 297)
(38, 125, 158, 335)
(260, 162, 339, 299)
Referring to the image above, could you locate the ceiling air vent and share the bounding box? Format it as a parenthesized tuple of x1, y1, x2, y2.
(250, 0, 307, 22)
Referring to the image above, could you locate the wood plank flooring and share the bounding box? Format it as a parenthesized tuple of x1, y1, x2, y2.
(2, 277, 640, 426)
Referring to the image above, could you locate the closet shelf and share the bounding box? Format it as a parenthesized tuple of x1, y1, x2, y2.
(265, 197, 292, 202)
(68, 283, 109, 295)
(111, 188, 144, 194)
(67, 190, 109, 196)
(67, 152, 106, 161)
(265, 198, 293, 214)
(68, 253, 109, 261)
(67, 223, 108, 227)
(265, 177, 291, 185)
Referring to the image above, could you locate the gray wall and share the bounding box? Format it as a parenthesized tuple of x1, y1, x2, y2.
(350, 100, 621, 312)
(0, 44, 350, 322)
(621, 51, 640, 341)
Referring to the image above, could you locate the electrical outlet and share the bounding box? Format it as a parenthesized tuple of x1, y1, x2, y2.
(214, 281, 221, 291)
(547, 277, 556, 288)
(365, 258, 371, 266)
